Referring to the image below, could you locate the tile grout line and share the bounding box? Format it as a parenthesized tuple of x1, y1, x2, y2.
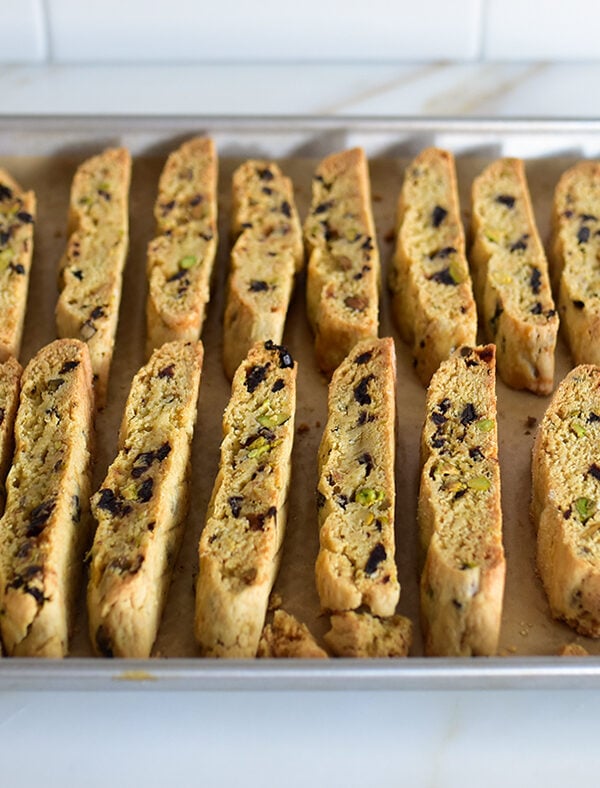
(476, 0, 490, 62)
(39, 0, 53, 63)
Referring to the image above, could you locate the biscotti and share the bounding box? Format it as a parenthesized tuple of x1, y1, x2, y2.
(195, 340, 297, 657)
(0, 169, 35, 361)
(56, 148, 131, 408)
(532, 365, 600, 637)
(470, 157, 558, 395)
(316, 337, 399, 617)
(550, 161, 600, 366)
(304, 148, 379, 374)
(223, 160, 303, 380)
(257, 610, 327, 658)
(419, 344, 505, 656)
(146, 137, 218, 354)
(389, 148, 477, 384)
(87, 340, 203, 658)
(0, 339, 94, 657)
(324, 611, 412, 657)
(0, 357, 21, 514)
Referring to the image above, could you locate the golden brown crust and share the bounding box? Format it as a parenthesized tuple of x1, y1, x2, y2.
(304, 148, 379, 374)
(0, 339, 94, 657)
(550, 161, 600, 366)
(223, 160, 303, 379)
(257, 610, 327, 658)
(0, 169, 36, 362)
(419, 344, 505, 656)
(324, 611, 412, 657)
(146, 137, 218, 354)
(389, 148, 477, 384)
(0, 356, 21, 514)
(56, 148, 131, 408)
(87, 341, 204, 658)
(532, 365, 600, 637)
(316, 337, 399, 617)
(469, 158, 558, 395)
(195, 340, 297, 657)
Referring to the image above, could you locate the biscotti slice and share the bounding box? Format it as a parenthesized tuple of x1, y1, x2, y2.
(223, 160, 303, 380)
(56, 148, 131, 408)
(87, 340, 203, 658)
(324, 611, 412, 657)
(419, 344, 505, 656)
(0, 357, 21, 514)
(531, 365, 600, 637)
(0, 339, 93, 657)
(389, 148, 477, 385)
(257, 610, 328, 658)
(304, 148, 379, 374)
(550, 162, 600, 366)
(470, 158, 558, 395)
(0, 170, 35, 362)
(146, 137, 218, 354)
(195, 339, 297, 657)
(316, 337, 399, 617)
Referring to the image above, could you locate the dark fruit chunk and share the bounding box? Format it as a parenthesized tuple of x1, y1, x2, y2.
(460, 403, 477, 426)
(354, 374, 375, 406)
(578, 226, 590, 244)
(365, 543, 386, 575)
(249, 280, 268, 292)
(496, 194, 516, 208)
(432, 205, 448, 228)
(25, 501, 56, 538)
(530, 266, 542, 294)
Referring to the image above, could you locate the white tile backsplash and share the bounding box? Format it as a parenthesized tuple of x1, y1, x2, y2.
(1, 1, 599, 64)
(0, 0, 46, 63)
(46, 0, 482, 62)
(484, 0, 600, 60)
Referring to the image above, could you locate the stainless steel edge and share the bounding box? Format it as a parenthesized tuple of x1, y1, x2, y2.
(2, 656, 600, 692)
(1, 113, 599, 691)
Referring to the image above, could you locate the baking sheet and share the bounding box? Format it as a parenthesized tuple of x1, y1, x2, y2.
(1, 116, 600, 690)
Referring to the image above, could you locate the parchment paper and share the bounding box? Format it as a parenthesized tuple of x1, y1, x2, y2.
(0, 149, 593, 659)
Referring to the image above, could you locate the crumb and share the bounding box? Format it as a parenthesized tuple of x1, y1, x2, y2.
(268, 592, 283, 611)
(558, 643, 590, 656)
(524, 415, 537, 435)
(384, 228, 396, 244)
(325, 611, 412, 657)
(258, 610, 327, 658)
(315, 420, 321, 428)
(297, 422, 310, 434)
(372, 193, 382, 203)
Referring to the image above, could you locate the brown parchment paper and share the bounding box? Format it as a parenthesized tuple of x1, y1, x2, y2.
(0, 149, 594, 659)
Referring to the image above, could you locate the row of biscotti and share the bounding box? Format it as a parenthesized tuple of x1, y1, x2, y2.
(3, 331, 598, 658)
(0, 333, 410, 659)
(0, 338, 203, 657)
(6, 144, 600, 408)
(421, 344, 600, 652)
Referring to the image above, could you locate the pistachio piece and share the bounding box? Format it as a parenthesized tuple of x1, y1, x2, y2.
(576, 497, 596, 523)
(179, 255, 197, 269)
(355, 487, 385, 506)
(443, 477, 465, 494)
(571, 421, 587, 438)
(467, 475, 491, 491)
(257, 412, 290, 428)
(246, 436, 271, 459)
(476, 418, 495, 432)
(448, 259, 464, 285)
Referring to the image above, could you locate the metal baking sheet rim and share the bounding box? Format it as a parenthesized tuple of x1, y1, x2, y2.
(1, 114, 600, 691)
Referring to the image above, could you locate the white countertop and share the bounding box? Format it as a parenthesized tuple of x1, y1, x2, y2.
(1, 62, 600, 118)
(1, 62, 600, 786)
